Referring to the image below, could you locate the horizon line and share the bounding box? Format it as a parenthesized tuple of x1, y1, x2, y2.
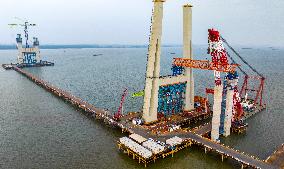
(0, 44, 282, 50)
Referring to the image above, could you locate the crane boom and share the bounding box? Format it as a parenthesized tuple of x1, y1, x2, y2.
(8, 21, 36, 48)
(114, 88, 128, 120)
(173, 58, 239, 72)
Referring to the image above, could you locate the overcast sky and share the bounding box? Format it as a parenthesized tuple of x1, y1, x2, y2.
(1, 0, 284, 46)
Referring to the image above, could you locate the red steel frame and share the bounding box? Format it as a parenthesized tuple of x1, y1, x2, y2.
(240, 75, 265, 106)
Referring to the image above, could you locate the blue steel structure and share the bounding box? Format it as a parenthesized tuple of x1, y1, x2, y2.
(157, 65, 187, 117)
(171, 66, 184, 76)
(158, 82, 186, 117)
(23, 53, 37, 64)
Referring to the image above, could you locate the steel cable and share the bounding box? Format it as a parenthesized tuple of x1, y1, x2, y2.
(221, 36, 264, 78)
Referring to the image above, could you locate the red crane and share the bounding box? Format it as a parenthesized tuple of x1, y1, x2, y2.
(114, 88, 128, 120)
(207, 29, 243, 122)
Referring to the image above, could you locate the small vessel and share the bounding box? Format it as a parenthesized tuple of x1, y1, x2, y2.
(93, 54, 103, 56)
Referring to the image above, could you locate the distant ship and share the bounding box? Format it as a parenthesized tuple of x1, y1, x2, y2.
(93, 54, 103, 56)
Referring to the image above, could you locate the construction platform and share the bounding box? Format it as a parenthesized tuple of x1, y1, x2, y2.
(117, 128, 276, 169)
(8, 66, 281, 169)
(2, 61, 54, 70)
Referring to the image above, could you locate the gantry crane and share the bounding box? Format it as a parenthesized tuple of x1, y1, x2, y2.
(9, 19, 36, 48)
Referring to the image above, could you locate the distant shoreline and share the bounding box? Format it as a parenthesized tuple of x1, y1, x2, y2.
(0, 44, 182, 50)
(0, 44, 282, 50)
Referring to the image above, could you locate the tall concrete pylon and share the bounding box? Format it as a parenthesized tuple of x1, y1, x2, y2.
(142, 0, 165, 123)
(211, 81, 223, 142)
(183, 4, 195, 111)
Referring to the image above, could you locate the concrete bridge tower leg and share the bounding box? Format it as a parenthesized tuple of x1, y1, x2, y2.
(224, 86, 234, 137)
(33, 38, 41, 62)
(142, 0, 165, 123)
(16, 34, 23, 64)
(211, 82, 223, 141)
(183, 4, 195, 111)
